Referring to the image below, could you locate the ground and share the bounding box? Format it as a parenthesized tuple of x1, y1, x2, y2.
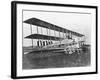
(23, 46, 91, 69)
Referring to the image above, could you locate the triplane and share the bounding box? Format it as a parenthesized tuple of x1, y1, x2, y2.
(24, 18, 85, 55)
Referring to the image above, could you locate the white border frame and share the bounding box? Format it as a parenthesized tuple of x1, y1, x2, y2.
(11, 1, 97, 79)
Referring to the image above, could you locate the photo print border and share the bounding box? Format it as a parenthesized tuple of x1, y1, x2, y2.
(11, 1, 98, 79)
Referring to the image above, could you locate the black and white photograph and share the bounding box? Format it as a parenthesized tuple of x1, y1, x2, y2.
(11, 1, 97, 79)
(23, 10, 91, 69)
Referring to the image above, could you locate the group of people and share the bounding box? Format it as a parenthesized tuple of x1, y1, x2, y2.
(37, 40, 53, 47)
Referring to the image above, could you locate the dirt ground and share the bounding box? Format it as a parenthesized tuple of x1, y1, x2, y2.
(23, 46, 91, 69)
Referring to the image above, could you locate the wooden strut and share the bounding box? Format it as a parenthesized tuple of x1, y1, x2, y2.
(30, 24, 33, 48)
(63, 29, 65, 38)
(41, 27, 43, 46)
(47, 28, 48, 45)
(49, 26, 51, 45)
(37, 25, 39, 47)
(54, 26, 56, 41)
(59, 29, 61, 45)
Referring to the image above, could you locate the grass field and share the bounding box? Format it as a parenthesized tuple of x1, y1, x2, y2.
(23, 46, 91, 69)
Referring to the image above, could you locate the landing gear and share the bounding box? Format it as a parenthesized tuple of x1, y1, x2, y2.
(64, 47, 82, 55)
(64, 48, 73, 54)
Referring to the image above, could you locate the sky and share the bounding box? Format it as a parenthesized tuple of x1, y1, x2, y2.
(23, 10, 92, 46)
